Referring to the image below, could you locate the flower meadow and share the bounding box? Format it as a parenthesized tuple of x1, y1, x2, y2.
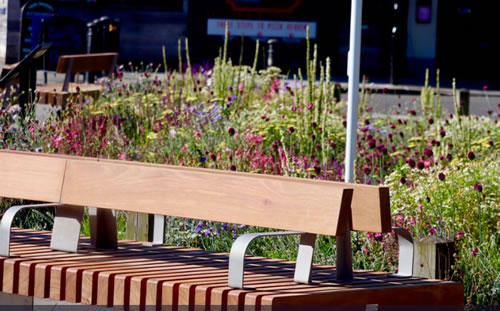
(0, 37, 498, 305)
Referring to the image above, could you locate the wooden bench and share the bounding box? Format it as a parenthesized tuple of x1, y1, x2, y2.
(0, 150, 463, 309)
(36, 53, 118, 106)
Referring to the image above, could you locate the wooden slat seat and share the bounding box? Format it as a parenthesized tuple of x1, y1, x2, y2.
(0, 150, 463, 309)
(0, 229, 463, 309)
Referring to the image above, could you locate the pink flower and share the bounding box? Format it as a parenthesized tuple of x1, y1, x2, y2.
(238, 83, 244, 92)
(455, 231, 465, 237)
(181, 145, 187, 152)
(418, 204, 423, 211)
(429, 228, 437, 234)
(470, 248, 477, 256)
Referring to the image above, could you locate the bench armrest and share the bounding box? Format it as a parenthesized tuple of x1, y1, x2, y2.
(228, 231, 316, 289)
(392, 227, 414, 277)
(0, 203, 63, 257)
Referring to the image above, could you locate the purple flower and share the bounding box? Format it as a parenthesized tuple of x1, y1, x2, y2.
(194, 223, 203, 233)
(470, 248, 477, 256)
(228, 127, 235, 136)
(429, 228, 437, 234)
(467, 151, 475, 160)
(455, 231, 465, 237)
(408, 158, 416, 168)
(424, 148, 433, 157)
(417, 160, 425, 170)
(446, 153, 452, 161)
(438, 172, 445, 181)
(474, 183, 483, 192)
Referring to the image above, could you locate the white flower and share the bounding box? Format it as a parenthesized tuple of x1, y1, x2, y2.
(169, 128, 177, 139)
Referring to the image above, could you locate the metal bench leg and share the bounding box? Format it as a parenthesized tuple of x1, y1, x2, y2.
(89, 207, 118, 249)
(228, 231, 316, 289)
(391, 227, 414, 277)
(0, 203, 63, 257)
(152, 214, 165, 245)
(50, 205, 84, 253)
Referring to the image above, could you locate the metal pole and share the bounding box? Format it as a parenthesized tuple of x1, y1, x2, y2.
(345, 0, 363, 182)
(337, 0, 363, 282)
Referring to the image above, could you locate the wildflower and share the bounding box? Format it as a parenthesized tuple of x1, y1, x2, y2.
(288, 126, 295, 134)
(409, 109, 416, 116)
(230, 164, 236, 171)
(200, 156, 206, 163)
(467, 151, 475, 160)
(400, 176, 406, 185)
(428, 118, 434, 125)
(181, 145, 187, 152)
(169, 128, 177, 139)
(446, 153, 452, 161)
(470, 248, 477, 256)
(290, 106, 297, 112)
(448, 143, 453, 150)
(473, 183, 483, 192)
(438, 172, 445, 181)
(368, 139, 376, 149)
(417, 160, 425, 170)
(194, 222, 203, 233)
(429, 228, 437, 234)
(307, 104, 313, 110)
(418, 203, 423, 211)
(482, 85, 488, 90)
(342, 120, 347, 128)
(455, 231, 465, 238)
(407, 158, 416, 168)
(439, 129, 446, 137)
(424, 148, 433, 157)
(228, 127, 235, 136)
(363, 165, 371, 174)
(238, 83, 244, 92)
(396, 215, 404, 222)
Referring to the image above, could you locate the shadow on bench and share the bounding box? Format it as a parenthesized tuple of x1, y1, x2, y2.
(0, 150, 464, 309)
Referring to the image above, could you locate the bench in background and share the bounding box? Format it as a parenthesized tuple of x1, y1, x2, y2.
(36, 53, 118, 106)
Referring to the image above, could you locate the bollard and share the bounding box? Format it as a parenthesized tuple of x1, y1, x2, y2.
(267, 39, 277, 67)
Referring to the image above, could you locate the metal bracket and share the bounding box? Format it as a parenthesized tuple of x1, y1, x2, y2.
(228, 231, 316, 289)
(152, 214, 165, 245)
(391, 226, 414, 277)
(88, 207, 118, 249)
(50, 205, 84, 252)
(0, 203, 63, 257)
(62, 58, 74, 92)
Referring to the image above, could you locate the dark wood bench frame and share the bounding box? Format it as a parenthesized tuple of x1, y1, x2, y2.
(0, 150, 417, 306)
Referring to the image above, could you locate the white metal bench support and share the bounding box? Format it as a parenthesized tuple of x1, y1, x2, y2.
(0, 203, 63, 257)
(391, 226, 414, 277)
(228, 231, 316, 289)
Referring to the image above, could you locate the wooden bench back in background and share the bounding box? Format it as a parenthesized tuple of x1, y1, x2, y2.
(55, 53, 118, 74)
(0, 150, 391, 235)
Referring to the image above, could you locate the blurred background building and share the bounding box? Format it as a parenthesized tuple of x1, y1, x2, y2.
(0, 0, 498, 88)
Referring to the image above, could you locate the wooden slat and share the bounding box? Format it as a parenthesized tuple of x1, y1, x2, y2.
(0, 230, 463, 309)
(55, 53, 118, 74)
(0, 152, 66, 202)
(61, 159, 353, 236)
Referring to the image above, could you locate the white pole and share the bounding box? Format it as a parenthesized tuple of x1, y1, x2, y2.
(345, 0, 363, 183)
(336, 0, 363, 282)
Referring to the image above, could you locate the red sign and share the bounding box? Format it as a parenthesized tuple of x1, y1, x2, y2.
(225, 0, 301, 14)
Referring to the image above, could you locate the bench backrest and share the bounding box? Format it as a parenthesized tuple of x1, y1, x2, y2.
(55, 53, 118, 74)
(0, 150, 391, 235)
